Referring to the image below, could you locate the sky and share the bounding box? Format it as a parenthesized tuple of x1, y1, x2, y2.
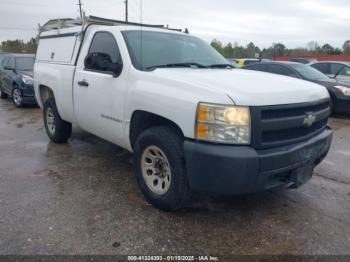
(0, 0, 349, 48)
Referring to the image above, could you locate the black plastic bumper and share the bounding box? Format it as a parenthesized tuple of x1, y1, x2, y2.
(21, 96, 37, 105)
(19, 86, 37, 105)
(184, 127, 332, 195)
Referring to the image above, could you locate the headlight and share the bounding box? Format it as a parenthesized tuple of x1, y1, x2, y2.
(196, 103, 251, 144)
(22, 75, 33, 85)
(334, 86, 350, 96)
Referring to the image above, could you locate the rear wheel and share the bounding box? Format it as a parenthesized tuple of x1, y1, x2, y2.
(43, 97, 72, 143)
(134, 126, 191, 211)
(12, 86, 23, 107)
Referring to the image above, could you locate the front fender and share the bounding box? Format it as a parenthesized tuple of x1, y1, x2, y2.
(123, 72, 233, 151)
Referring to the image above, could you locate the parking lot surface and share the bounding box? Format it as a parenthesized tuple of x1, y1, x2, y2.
(0, 99, 349, 255)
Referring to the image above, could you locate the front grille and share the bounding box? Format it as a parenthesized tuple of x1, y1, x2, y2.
(261, 101, 330, 120)
(251, 99, 330, 149)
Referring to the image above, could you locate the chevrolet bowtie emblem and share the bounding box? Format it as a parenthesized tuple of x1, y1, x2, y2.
(303, 113, 316, 127)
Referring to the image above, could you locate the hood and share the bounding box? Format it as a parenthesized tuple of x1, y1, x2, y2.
(18, 70, 33, 78)
(151, 68, 329, 106)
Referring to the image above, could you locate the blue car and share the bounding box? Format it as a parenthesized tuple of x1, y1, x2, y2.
(0, 53, 36, 107)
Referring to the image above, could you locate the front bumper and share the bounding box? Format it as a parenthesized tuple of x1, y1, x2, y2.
(20, 84, 37, 105)
(184, 127, 332, 195)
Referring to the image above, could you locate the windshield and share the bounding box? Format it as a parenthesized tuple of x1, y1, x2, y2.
(15, 57, 34, 71)
(291, 64, 329, 81)
(122, 30, 229, 70)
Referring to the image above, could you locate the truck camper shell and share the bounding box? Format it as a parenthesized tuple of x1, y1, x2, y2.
(36, 16, 185, 65)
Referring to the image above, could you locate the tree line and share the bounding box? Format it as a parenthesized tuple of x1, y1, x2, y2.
(1, 36, 350, 59)
(0, 38, 37, 54)
(211, 39, 350, 59)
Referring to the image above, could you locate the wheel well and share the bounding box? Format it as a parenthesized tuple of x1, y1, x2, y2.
(129, 111, 184, 149)
(39, 85, 54, 104)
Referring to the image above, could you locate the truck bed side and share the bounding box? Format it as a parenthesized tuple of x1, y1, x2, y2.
(34, 28, 82, 123)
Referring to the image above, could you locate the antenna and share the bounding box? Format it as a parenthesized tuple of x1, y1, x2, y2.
(139, 0, 143, 69)
(125, 0, 128, 22)
(78, 0, 83, 19)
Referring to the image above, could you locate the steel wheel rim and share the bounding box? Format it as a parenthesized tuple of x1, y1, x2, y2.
(141, 145, 171, 195)
(46, 107, 56, 135)
(13, 89, 22, 105)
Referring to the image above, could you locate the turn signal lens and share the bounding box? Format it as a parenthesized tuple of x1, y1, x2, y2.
(197, 104, 209, 121)
(196, 123, 208, 139)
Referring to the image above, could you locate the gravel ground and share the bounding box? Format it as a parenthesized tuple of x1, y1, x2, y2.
(0, 98, 349, 256)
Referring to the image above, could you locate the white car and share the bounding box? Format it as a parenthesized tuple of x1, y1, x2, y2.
(34, 16, 332, 211)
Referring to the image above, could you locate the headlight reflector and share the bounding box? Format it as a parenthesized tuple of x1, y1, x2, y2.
(334, 86, 350, 96)
(196, 103, 251, 144)
(22, 75, 34, 85)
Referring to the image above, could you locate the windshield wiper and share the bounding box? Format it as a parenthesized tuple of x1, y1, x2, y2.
(146, 62, 207, 70)
(208, 63, 235, 69)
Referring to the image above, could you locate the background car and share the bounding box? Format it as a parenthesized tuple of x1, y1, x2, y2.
(0, 53, 36, 107)
(310, 61, 350, 82)
(289, 58, 317, 64)
(233, 58, 272, 67)
(234, 58, 260, 67)
(244, 61, 350, 114)
(227, 59, 239, 68)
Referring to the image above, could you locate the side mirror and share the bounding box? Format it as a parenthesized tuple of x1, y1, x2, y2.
(109, 63, 123, 78)
(84, 52, 123, 77)
(4, 66, 15, 71)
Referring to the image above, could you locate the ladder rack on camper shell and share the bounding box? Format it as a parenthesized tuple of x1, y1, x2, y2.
(36, 16, 189, 66)
(39, 15, 185, 34)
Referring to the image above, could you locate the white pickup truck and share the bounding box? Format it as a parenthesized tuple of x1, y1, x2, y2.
(34, 16, 332, 211)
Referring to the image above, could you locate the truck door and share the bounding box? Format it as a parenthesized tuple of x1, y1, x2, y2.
(73, 31, 127, 146)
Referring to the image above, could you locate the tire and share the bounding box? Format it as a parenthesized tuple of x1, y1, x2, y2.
(43, 97, 72, 143)
(134, 126, 191, 211)
(12, 86, 23, 107)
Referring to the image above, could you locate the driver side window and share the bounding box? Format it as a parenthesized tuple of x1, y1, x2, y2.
(85, 32, 122, 73)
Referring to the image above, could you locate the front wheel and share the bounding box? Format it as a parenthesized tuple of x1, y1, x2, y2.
(43, 97, 72, 143)
(134, 126, 191, 211)
(12, 87, 23, 107)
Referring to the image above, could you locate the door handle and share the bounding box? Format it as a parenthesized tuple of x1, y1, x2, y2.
(78, 80, 89, 87)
